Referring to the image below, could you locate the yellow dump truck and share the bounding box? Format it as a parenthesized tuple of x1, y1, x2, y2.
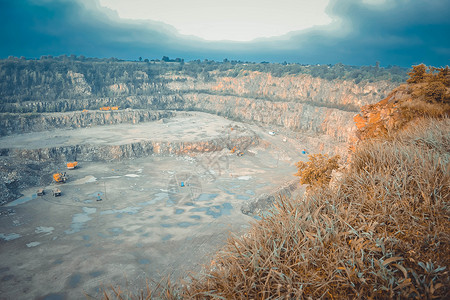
(67, 162, 78, 170)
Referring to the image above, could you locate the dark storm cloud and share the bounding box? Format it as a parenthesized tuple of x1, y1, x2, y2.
(0, 0, 200, 59)
(280, 0, 450, 66)
(0, 0, 448, 66)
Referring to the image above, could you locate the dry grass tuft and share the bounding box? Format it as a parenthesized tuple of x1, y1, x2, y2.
(100, 277, 180, 300)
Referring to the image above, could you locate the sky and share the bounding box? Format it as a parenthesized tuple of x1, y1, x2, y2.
(0, 0, 449, 67)
(97, 0, 332, 41)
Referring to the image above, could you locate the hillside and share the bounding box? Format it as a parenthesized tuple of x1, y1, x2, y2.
(102, 65, 450, 299)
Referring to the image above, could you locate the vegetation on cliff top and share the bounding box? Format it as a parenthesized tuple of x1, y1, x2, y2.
(0, 57, 407, 105)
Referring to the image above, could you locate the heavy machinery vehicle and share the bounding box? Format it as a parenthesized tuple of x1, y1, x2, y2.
(100, 106, 119, 111)
(52, 188, 62, 197)
(53, 172, 67, 183)
(67, 162, 78, 170)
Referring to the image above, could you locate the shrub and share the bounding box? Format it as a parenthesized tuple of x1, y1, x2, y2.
(294, 153, 340, 187)
(407, 64, 450, 104)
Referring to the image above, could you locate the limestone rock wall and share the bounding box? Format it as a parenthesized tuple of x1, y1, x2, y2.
(1, 136, 259, 162)
(0, 110, 174, 136)
(167, 72, 397, 109)
(180, 93, 356, 142)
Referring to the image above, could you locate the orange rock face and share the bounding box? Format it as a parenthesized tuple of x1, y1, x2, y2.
(353, 86, 411, 142)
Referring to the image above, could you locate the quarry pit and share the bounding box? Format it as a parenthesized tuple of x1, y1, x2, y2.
(0, 110, 343, 299)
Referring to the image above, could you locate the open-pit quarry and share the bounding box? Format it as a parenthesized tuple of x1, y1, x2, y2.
(0, 110, 342, 299)
(0, 60, 402, 298)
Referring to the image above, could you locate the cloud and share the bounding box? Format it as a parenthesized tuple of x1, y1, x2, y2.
(0, 0, 448, 66)
(0, 0, 196, 59)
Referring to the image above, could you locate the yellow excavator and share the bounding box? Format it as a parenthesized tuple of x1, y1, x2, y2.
(53, 172, 68, 183)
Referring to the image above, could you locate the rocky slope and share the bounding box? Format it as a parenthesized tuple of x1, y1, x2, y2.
(0, 110, 174, 136)
(179, 93, 356, 142)
(1, 135, 258, 162)
(353, 66, 450, 144)
(166, 72, 397, 109)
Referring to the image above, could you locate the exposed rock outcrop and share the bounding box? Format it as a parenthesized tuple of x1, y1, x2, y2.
(180, 93, 356, 142)
(0, 110, 174, 136)
(241, 179, 299, 216)
(167, 72, 397, 109)
(1, 136, 259, 162)
(353, 80, 450, 144)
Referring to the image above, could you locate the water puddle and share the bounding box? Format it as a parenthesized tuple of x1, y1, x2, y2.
(41, 293, 65, 300)
(89, 271, 104, 278)
(190, 203, 234, 219)
(65, 207, 97, 234)
(68, 273, 82, 288)
(0, 233, 22, 241)
(162, 234, 173, 241)
(26, 241, 41, 247)
(108, 227, 123, 236)
(195, 193, 219, 202)
(138, 259, 150, 265)
(177, 222, 198, 228)
(100, 207, 141, 215)
(35, 226, 54, 235)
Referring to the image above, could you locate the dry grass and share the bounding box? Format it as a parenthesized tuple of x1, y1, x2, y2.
(99, 277, 180, 300)
(399, 98, 450, 121)
(103, 119, 449, 299)
(181, 118, 449, 299)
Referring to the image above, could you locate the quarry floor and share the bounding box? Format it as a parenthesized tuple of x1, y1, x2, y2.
(0, 112, 336, 299)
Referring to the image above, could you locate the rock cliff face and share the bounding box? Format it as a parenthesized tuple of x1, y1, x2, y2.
(353, 79, 450, 144)
(179, 93, 356, 142)
(0, 69, 402, 144)
(0, 110, 174, 136)
(353, 88, 407, 142)
(67, 71, 92, 96)
(167, 72, 397, 109)
(1, 136, 258, 162)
